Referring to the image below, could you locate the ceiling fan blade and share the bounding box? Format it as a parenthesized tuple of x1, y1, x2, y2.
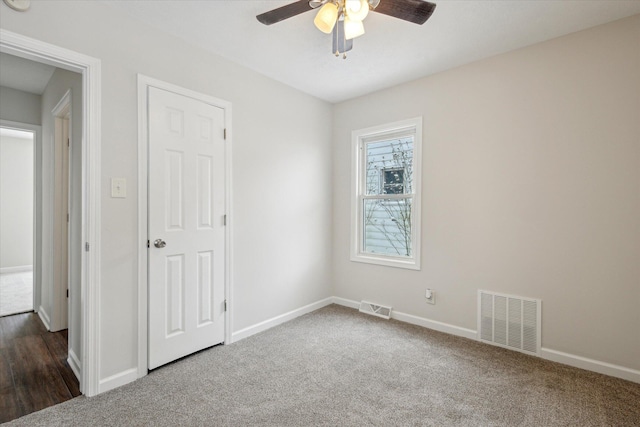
(372, 0, 436, 25)
(256, 0, 314, 25)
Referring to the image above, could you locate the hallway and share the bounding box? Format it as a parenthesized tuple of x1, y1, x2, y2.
(0, 312, 80, 423)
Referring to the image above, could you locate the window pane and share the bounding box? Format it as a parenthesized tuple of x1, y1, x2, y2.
(366, 137, 413, 195)
(363, 198, 412, 257)
(382, 168, 404, 194)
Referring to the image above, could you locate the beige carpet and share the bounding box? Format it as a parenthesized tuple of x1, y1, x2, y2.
(5, 304, 639, 426)
(0, 271, 33, 317)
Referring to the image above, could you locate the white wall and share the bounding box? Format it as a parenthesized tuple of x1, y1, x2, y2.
(1, 0, 333, 386)
(332, 15, 640, 372)
(0, 86, 41, 125)
(0, 133, 33, 269)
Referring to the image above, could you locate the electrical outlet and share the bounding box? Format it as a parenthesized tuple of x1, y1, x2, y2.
(425, 289, 436, 305)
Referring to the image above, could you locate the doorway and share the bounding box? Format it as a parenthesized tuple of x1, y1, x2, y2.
(0, 54, 80, 421)
(0, 126, 35, 317)
(1, 28, 102, 398)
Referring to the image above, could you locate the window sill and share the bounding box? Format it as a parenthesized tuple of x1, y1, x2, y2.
(350, 253, 420, 270)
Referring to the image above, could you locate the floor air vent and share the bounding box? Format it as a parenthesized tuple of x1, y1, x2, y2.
(359, 301, 392, 319)
(478, 290, 541, 355)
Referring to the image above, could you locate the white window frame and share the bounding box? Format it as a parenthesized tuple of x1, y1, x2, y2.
(350, 117, 422, 270)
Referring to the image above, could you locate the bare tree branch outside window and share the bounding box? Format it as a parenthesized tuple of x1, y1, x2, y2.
(364, 138, 413, 257)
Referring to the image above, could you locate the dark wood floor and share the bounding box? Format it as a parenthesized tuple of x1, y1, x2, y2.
(0, 312, 81, 423)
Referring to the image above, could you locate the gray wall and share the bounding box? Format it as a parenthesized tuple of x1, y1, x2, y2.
(332, 15, 640, 371)
(1, 0, 333, 384)
(0, 86, 41, 125)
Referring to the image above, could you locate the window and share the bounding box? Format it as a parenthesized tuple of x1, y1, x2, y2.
(351, 117, 422, 269)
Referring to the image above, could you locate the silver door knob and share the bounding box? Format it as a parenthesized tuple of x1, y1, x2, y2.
(154, 239, 166, 248)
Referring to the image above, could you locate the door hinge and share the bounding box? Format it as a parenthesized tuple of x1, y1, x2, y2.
(224, 299, 227, 312)
(147, 240, 150, 248)
(66, 289, 69, 298)
(223, 128, 227, 140)
(223, 214, 227, 226)
(67, 213, 70, 223)
(85, 242, 90, 252)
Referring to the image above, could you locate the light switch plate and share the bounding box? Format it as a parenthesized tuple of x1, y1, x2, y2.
(111, 178, 127, 198)
(3, 0, 31, 12)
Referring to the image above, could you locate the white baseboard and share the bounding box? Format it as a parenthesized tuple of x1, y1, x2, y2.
(331, 297, 477, 340)
(231, 297, 334, 343)
(0, 265, 33, 274)
(392, 310, 478, 340)
(332, 296, 360, 309)
(98, 368, 138, 394)
(331, 296, 639, 384)
(68, 348, 82, 381)
(540, 348, 640, 384)
(38, 305, 50, 330)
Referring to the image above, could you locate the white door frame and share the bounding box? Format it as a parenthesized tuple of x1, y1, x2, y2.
(0, 119, 41, 314)
(137, 74, 233, 377)
(51, 90, 71, 333)
(0, 29, 102, 397)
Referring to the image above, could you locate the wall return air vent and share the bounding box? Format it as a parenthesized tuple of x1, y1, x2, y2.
(478, 290, 541, 356)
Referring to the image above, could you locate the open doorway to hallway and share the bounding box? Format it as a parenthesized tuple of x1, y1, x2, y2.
(0, 51, 82, 423)
(0, 127, 34, 316)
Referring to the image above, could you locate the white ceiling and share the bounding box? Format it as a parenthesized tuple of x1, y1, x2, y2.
(105, 0, 640, 103)
(0, 52, 56, 95)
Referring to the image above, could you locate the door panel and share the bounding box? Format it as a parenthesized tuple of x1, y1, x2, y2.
(148, 87, 225, 370)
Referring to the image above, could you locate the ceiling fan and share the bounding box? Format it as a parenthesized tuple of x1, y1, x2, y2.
(257, 0, 436, 58)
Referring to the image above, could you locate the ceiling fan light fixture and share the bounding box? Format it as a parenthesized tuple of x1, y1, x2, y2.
(344, 16, 365, 40)
(345, 0, 369, 21)
(256, 0, 438, 58)
(314, 2, 339, 34)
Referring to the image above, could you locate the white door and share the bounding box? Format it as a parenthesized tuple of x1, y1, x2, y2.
(148, 87, 226, 370)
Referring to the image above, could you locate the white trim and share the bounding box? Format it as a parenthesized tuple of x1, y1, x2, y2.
(392, 310, 478, 340)
(68, 348, 82, 380)
(231, 297, 334, 343)
(0, 265, 33, 274)
(350, 117, 423, 270)
(136, 76, 148, 379)
(38, 305, 51, 330)
(137, 74, 233, 378)
(224, 100, 233, 348)
(1, 120, 42, 325)
(332, 296, 477, 339)
(332, 296, 360, 309)
(51, 89, 72, 117)
(98, 368, 138, 394)
(1, 29, 102, 397)
(50, 89, 71, 333)
(540, 348, 640, 384)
